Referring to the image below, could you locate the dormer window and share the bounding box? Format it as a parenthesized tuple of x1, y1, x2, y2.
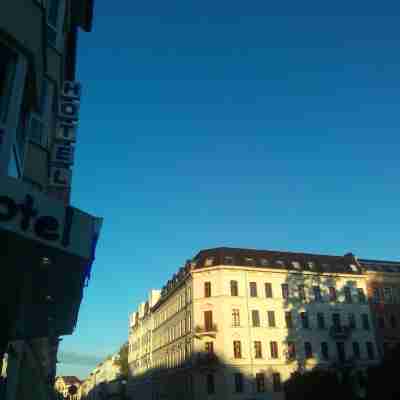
(205, 257, 215, 267)
(292, 261, 301, 270)
(307, 261, 315, 270)
(322, 263, 330, 271)
(245, 257, 255, 266)
(259, 258, 269, 266)
(349, 264, 358, 272)
(224, 256, 234, 265)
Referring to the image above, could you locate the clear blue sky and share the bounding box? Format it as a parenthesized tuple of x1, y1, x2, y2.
(58, 1, 400, 378)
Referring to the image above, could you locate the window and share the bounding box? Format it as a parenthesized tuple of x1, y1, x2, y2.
(372, 287, 382, 303)
(46, 0, 65, 48)
(254, 341, 262, 358)
(252, 310, 260, 327)
(232, 309, 240, 327)
(205, 342, 214, 355)
(348, 313, 356, 329)
(321, 342, 329, 360)
(0, 44, 17, 123)
(186, 312, 192, 332)
(230, 280, 238, 296)
(384, 287, 393, 304)
(260, 258, 269, 266)
(250, 282, 257, 297)
(317, 313, 325, 329)
(352, 342, 360, 359)
(29, 78, 54, 147)
(366, 342, 375, 360)
(15, 82, 30, 163)
(313, 286, 322, 302)
(187, 287, 192, 303)
(332, 313, 341, 329)
(204, 257, 214, 267)
(357, 288, 366, 303)
(265, 282, 273, 298)
(329, 287, 337, 302)
(362, 314, 370, 330)
(298, 285, 306, 301)
(204, 282, 211, 297)
(300, 312, 309, 329)
(285, 311, 293, 328)
(390, 314, 397, 329)
(206, 374, 215, 395)
(255, 373, 265, 392)
(267, 311, 276, 327)
(233, 341, 242, 358)
(272, 373, 282, 392)
(344, 287, 352, 303)
(204, 311, 213, 331)
(336, 342, 346, 363)
(281, 283, 289, 299)
(287, 342, 296, 359)
(292, 261, 301, 270)
(234, 373, 243, 393)
(224, 256, 234, 265)
(304, 342, 313, 358)
(245, 257, 255, 265)
(270, 341, 278, 359)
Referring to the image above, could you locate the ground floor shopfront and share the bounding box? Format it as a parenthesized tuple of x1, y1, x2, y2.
(0, 175, 102, 400)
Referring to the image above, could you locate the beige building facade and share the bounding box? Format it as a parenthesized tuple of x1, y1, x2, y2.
(54, 376, 81, 399)
(128, 247, 380, 400)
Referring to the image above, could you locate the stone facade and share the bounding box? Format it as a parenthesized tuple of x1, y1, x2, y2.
(127, 247, 388, 400)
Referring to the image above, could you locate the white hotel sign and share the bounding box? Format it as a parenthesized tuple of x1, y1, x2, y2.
(0, 175, 98, 261)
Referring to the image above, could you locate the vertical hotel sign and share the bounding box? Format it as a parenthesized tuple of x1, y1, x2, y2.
(48, 81, 81, 203)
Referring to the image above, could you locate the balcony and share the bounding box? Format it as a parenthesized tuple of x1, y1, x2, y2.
(329, 325, 352, 340)
(194, 324, 218, 338)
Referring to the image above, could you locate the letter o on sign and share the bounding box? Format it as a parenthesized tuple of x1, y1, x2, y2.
(0, 196, 18, 221)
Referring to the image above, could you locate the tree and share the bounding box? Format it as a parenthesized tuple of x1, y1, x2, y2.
(115, 342, 129, 378)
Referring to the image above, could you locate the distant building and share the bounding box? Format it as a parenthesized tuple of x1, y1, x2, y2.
(360, 259, 400, 357)
(127, 247, 383, 400)
(55, 376, 82, 399)
(80, 353, 122, 400)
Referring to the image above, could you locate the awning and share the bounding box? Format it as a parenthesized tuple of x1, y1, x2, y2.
(0, 175, 103, 338)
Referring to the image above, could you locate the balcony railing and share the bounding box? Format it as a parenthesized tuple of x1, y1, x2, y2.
(329, 325, 352, 340)
(194, 324, 218, 337)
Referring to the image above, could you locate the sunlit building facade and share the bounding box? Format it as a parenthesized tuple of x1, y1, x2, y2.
(128, 247, 380, 400)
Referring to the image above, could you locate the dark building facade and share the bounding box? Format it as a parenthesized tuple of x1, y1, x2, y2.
(1, 1, 102, 399)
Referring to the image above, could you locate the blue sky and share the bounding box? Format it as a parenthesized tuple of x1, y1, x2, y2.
(58, 1, 400, 378)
